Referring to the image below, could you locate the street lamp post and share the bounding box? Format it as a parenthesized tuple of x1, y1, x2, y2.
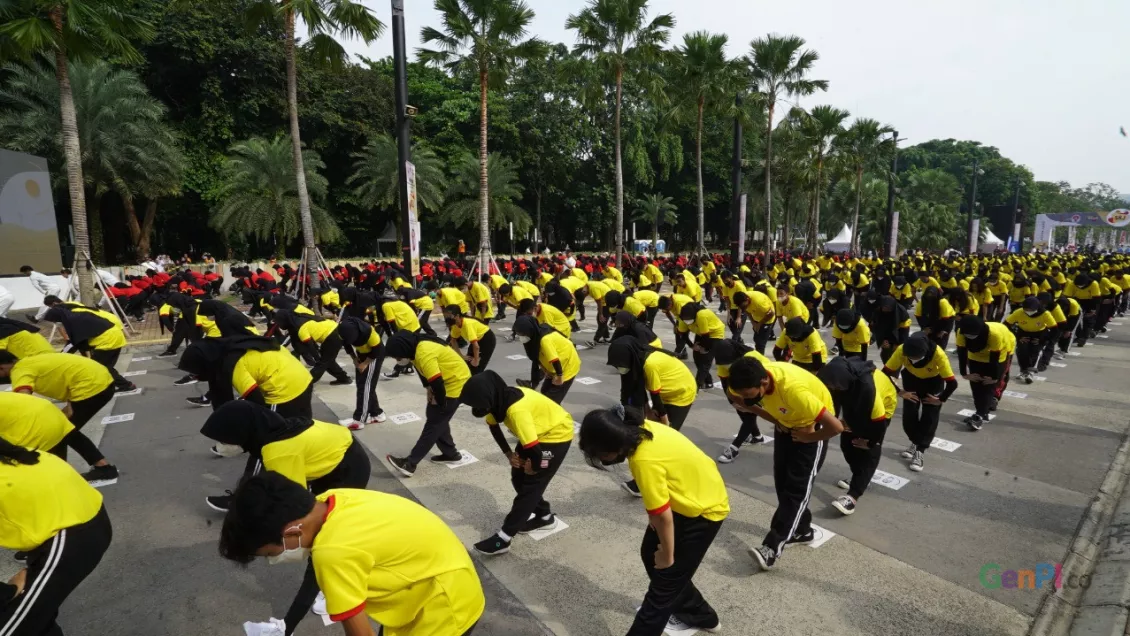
(1010, 175, 1023, 250)
(728, 92, 743, 265)
(391, 0, 414, 275)
(966, 158, 982, 255)
(884, 129, 899, 257)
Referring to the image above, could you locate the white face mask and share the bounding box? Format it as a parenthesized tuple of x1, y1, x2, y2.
(829, 298, 838, 304)
(682, 318, 695, 325)
(517, 335, 532, 344)
(1025, 310, 1039, 317)
(777, 297, 787, 304)
(267, 526, 308, 565)
(616, 367, 631, 375)
(396, 358, 411, 366)
(908, 357, 925, 365)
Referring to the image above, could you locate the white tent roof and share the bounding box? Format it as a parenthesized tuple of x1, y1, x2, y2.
(978, 229, 1005, 253)
(824, 224, 853, 250)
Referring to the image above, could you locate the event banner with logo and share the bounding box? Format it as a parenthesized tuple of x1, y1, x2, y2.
(1032, 210, 1130, 248)
(0, 148, 63, 274)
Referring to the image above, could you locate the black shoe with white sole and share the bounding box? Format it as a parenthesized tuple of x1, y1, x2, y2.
(386, 455, 416, 477)
(82, 464, 119, 487)
(519, 514, 557, 534)
(621, 480, 643, 497)
(206, 492, 233, 512)
(832, 495, 856, 515)
(173, 374, 198, 386)
(156, 350, 178, 358)
(473, 533, 511, 556)
(429, 452, 464, 465)
(750, 545, 777, 571)
(787, 527, 821, 546)
(329, 377, 352, 386)
(186, 396, 210, 407)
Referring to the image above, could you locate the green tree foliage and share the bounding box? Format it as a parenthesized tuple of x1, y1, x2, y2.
(632, 193, 676, 254)
(210, 136, 339, 254)
(439, 152, 530, 235)
(833, 118, 894, 252)
(349, 135, 447, 230)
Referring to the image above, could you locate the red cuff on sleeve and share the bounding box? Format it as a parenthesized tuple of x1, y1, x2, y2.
(814, 406, 828, 425)
(13, 386, 32, 393)
(943, 375, 956, 381)
(330, 602, 365, 622)
(647, 501, 671, 516)
(240, 383, 259, 398)
(521, 439, 540, 449)
(427, 373, 442, 382)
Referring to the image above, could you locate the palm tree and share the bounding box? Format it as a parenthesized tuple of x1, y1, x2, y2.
(631, 193, 676, 255)
(210, 136, 339, 256)
(0, 0, 153, 303)
(745, 34, 827, 254)
(242, 0, 383, 276)
(419, 0, 545, 276)
(440, 152, 531, 236)
(834, 118, 894, 253)
(349, 135, 447, 237)
(796, 104, 849, 250)
(672, 31, 733, 251)
(566, 0, 674, 264)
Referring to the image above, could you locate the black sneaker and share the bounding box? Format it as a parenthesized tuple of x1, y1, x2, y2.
(515, 378, 533, 389)
(25, 313, 39, 324)
(519, 514, 557, 534)
(386, 455, 416, 477)
(114, 382, 138, 393)
(82, 464, 119, 487)
(675, 349, 689, 360)
(186, 396, 210, 408)
(473, 533, 511, 556)
(382, 370, 401, 380)
(206, 492, 233, 512)
(13, 551, 27, 562)
(621, 480, 643, 497)
(968, 414, 984, 431)
(156, 350, 178, 358)
(173, 374, 198, 386)
(787, 527, 822, 546)
(749, 545, 776, 571)
(329, 377, 352, 386)
(429, 452, 464, 465)
(832, 495, 856, 515)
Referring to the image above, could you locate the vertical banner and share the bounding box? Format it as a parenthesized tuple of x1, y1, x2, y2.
(969, 219, 980, 254)
(737, 193, 747, 258)
(889, 210, 899, 257)
(1067, 225, 1077, 249)
(405, 161, 420, 276)
(1013, 222, 1022, 243)
(1085, 228, 1095, 247)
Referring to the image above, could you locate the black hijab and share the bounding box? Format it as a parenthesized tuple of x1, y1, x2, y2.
(835, 308, 861, 333)
(712, 338, 753, 366)
(919, 286, 941, 322)
(336, 316, 373, 347)
(902, 332, 937, 368)
(612, 310, 658, 345)
(42, 304, 112, 347)
(958, 315, 989, 352)
(384, 329, 447, 360)
(199, 401, 312, 456)
(0, 317, 39, 339)
(818, 356, 877, 425)
(461, 370, 523, 421)
(513, 315, 552, 360)
(874, 296, 909, 335)
(784, 316, 814, 342)
(198, 299, 257, 337)
(177, 334, 278, 377)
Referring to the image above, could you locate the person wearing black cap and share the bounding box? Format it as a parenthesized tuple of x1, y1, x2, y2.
(336, 315, 387, 430)
(818, 357, 896, 516)
(713, 340, 769, 464)
(832, 308, 871, 360)
(872, 296, 912, 363)
(773, 317, 827, 373)
(955, 315, 1016, 430)
(1003, 296, 1058, 383)
(462, 372, 573, 556)
(383, 331, 470, 477)
(177, 335, 313, 415)
(883, 332, 959, 472)
(512, 315, 579, 403)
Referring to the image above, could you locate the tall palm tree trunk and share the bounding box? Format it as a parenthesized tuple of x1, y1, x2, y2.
(51, 11, 94, 305)
(478, 69, 490, 280)
(284, 10, 319, 290)
(695, 96, 705, 252)
(613, 68, 624, 266)
(850, 165, 863, 254)
(782, 190, 792, 249)
(762, 103, 774, 255)
(809, 159, 824, 251)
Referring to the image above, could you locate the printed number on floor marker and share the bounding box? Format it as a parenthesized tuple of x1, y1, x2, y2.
(870, 469, 909, 490)
(389, 412, 421, 425)
(1002, 390, 1027, 399)
(444, 451, 479, 468)
(930, 438, 962, 452)
(101, 413, 135, 425)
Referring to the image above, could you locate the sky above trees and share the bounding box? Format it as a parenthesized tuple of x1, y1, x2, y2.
(340, 0, 1130, 194)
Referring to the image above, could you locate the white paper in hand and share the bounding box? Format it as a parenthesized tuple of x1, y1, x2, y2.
(243, 617, 286, 636)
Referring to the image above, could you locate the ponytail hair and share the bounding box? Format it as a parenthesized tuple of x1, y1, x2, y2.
(0, 438, 40, 466)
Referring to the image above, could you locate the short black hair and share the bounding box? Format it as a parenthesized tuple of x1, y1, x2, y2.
(219, 471, 315, 565)
(19, 266, 33, 273)
(578, 405, 652, 470)
(43, 295, 61, 306)
(0, 351, 17, 365)
(728, 356, 768, 390)
(517, 298, 537, 314)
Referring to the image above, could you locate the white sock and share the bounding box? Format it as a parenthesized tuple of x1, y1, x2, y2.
(497, 530, 512, 542)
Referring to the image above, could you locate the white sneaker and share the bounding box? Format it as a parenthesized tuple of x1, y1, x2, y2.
(835, 479, 850, 490)
(348, 420, 365, 431)
(900, 443, 916, 459)
(210, 443, 243, 458)
(909, 450, 924, 472)
(312, 591, 327, 616)
(365, 413, 387, 424)
(716, 445, 739, 464)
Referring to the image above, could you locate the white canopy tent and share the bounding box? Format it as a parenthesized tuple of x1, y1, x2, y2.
(978, 229, 1005, 253)
(824, 224, 854, 253)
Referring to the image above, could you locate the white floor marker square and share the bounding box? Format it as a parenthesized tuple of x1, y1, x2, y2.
(1111, 322, 1124, 326)
(574, 420, 581, 434)
(930, 438, 962, 452)
(575, 376, 602, 385)
(946, 347, 956, 353)
(101, 413, 135, 425)
(1031, 375, 1047, 382)
(131, 356, 152, 362)
(506, 354, 526, 361)
(115, 388, 143, 396)
(121, 370, 147, 377)
(1002, 390, 1027, 399)
(870, 469, 909, 490)
(444, 451, 478, 468)
(1067, 351, 1082, 356)
(1050, 362, 1067, 368)
(1098, 335, 1109, 339)
(389, 412, 421, 425)
(806, 524, 836, 548)
(527, 516, 569, 541)
(956, 408, 996, 421)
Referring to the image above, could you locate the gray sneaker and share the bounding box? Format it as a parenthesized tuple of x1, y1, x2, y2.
(900, 443, 916, 459)
(716, 445, 739, 464)
(909, 450, 924, 472)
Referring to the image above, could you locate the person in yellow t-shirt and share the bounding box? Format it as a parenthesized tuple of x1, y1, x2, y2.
(773, 317, 828, 372)
(177, 335, 313, 416)
(773, 285, 810, 330)
(512, 315, 579, 404)
(41, 299, 135, 393)
(0, 317, 54, 359)
(443, 307, 496, 375)
(220, 472, 484, 636)
(818, 357, 897, 516)
(955, 315, 1016, 430)
(336, 316, 387, 429)
(577, 405, 726, 634)
(726, 356, 843, 570)
(380, 298, 423, 334)
(678, 303, 725, 389)
(462, 372, 573, 555)
(273, 309, 352, 385)
(0, 440, 112, 636)
(914, 286, 957, 349)
(832, 309, 871, 360)
(608, 336, 697, 431)
(1003, 296, 1058, 382)
(202, 402, 370, 632)
(883, 332, 958, 474)
(460, 278, 495, 322)
(712, 340, 770, 464)
(383, 331, 470, 477)
(0, 391, 74, 453)
(396, 288, 438, 336)
(731, 290, 776, 354)
(656, 293, 694, 360)
(0, 351, 119, 485)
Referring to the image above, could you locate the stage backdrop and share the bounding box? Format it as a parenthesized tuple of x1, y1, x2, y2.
(0, 148, 63, 274)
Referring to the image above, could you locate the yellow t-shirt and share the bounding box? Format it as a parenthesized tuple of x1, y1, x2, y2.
(1004, 309, 1058, 333)
(76, 307, 127, 350)
(0, 451, 103, 551)
(415, 341, 470, 399)
(356, 328, 382, 355)
(870, 368, 898, 421)
(504, 286, 535, 309)
(0, 331, 55, 358)
(450, 317, 490, 343)
(536, 303, 572, 338)
(832, 321, 872, 353)
(437, 288, 470, 315)
(313, 490, 485, 635)
(749, 361, 834, 430)
(407, 294, 434, 312)
(557, 276, 584, 295)
(261, 420, 353, 488)
(643, 353, 696, 407)
(956, 322, 1015, 363)
(10, 352, 112, 402)
(775, 295, 810, 323)
(687, 308, 725, 338)
(232, 349, 312, 403)
(890, 284, 914, 301)
(632, 290, 659, 309)
(298, 319, 338, 345)
(883, 344, 955, 380)
(485, 388, 574, 447)
(742, 290, 775, 323)
(622, 296, 646, 318)
(717, 350, 771, 379)
(775, 329, 828, 364)
(383, 301, 422, 332)
(629, 420, 729, 522)
(586, 281, 610, 303)
(914, 298, 956, 320)
(721, 280, 747, 302)
(0, 392, 74, 450)
(538, 332, 580, 380)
